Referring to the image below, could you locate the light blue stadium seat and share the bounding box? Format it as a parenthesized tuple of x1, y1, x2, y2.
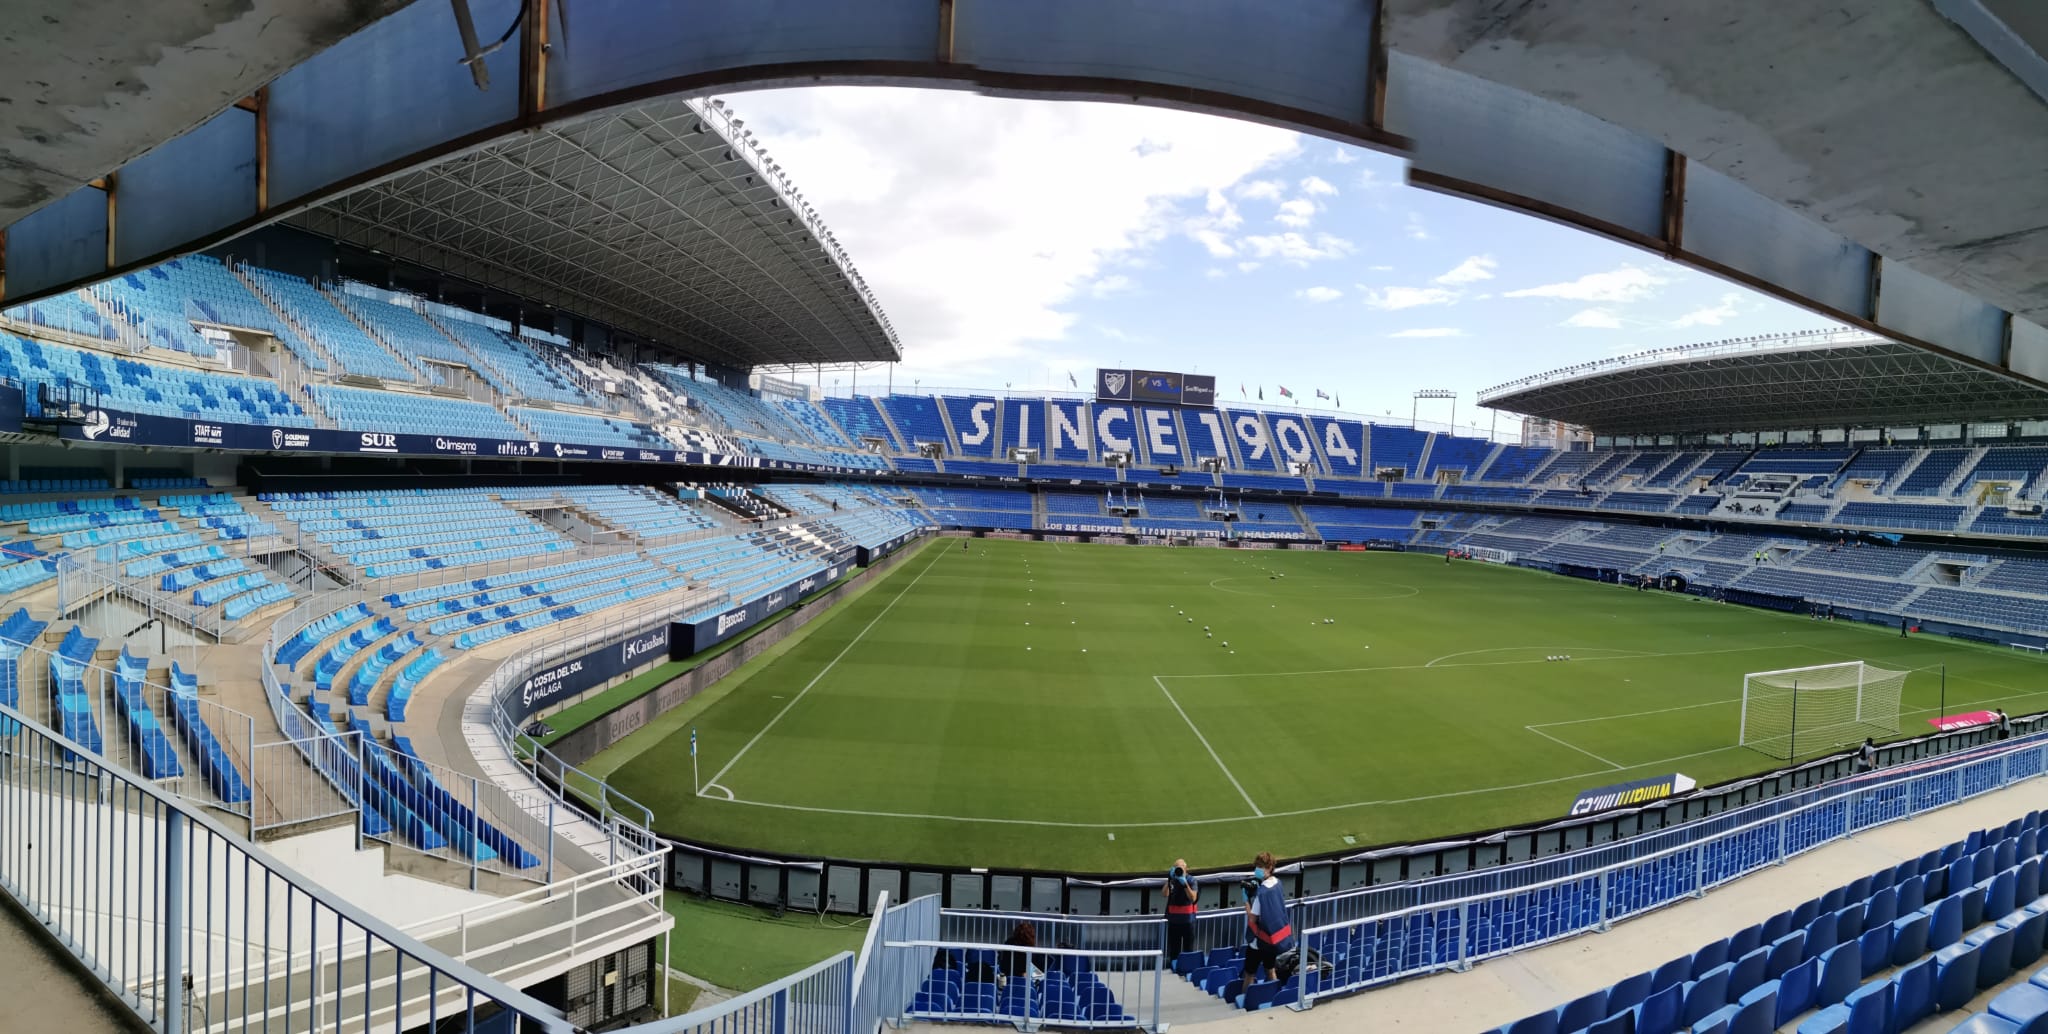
(1988, 982, 2048, 1032)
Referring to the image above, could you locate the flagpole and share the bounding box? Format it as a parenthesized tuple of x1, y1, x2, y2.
(691, 726, 700, 795)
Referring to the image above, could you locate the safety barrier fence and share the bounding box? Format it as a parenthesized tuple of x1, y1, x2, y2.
(0, 703, 578, 1034)
(0, 636, 257, 819)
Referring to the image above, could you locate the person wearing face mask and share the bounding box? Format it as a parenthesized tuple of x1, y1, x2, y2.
(1240, 851, 1293, 983)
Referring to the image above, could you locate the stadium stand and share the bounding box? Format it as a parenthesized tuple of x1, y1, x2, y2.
(310, 384, 523, 438)
(244, 268, 421, 382)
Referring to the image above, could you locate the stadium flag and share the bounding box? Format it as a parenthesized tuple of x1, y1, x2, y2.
(1315, 389, 1329, 400)
(1240, 383, 1247, 398)
(1335, 392, 1342, 408)
(1258, 386, 1264, 400)
(1278, 385, 1294, 399)
(1068, 371, 1077, 388)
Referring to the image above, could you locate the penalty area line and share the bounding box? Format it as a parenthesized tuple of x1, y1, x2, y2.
(1153, 675, 1264, 816)
(699, 543, 949, 791)
(1524, 724, 1623, 770)
(695, 743, 1752, 831)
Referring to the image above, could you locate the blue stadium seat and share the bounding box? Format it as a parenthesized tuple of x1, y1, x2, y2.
(2007, 910, 2047, 970)
(1807, 911, 1840, 960)
(1933, 896, 1968, 950)
(1969, 926, 2015, 988)
(1682, 963, 1733, 1027)
(1857, 925, 1891, 978)
(1934, 943, 1983, 1012)
(1948, 1015, 2024, 1034)
(1893, 912, 1931, 967)
(1768, 931, 1807, 979)
(1584, 1013, 1632, 1034)
(1692, 939, 1732, 980)
(1636, 981, 1683, 1034)
(1692, 1003, 1737, 1033)
(1815, 941, 1860, 1008)
(1988, 982, 2048, 1032)
(1609, 971, 1654, 1015)
(1728, 948, 1768, 1001)
(1890, 957, 1936, 1031)
(1556, 988, 1607, 1031)
(1503, 1011, 1557, 1034)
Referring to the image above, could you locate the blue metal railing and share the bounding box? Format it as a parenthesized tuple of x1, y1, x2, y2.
(829, 731, 2048, 1031)
(0, 703, 575, 1033)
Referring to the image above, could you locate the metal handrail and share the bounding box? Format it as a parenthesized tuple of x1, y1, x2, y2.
(0, 702, 578, 1033)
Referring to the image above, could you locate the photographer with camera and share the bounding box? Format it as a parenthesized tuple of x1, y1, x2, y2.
(1241, 851, 1294, 983)
(1163, 858, 1200, 964)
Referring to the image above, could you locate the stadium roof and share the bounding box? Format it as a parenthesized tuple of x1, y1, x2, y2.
(284, 98, 900, 369)
(1479, 329, 2048, 436)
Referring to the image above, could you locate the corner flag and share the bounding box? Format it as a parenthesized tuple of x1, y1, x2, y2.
(690, 727, 697, 757)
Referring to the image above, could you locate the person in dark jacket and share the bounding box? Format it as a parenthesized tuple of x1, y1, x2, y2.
(1164, 859, 1201, 964)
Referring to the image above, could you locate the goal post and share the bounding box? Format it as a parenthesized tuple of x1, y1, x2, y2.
(1739, 661, 1908, 760)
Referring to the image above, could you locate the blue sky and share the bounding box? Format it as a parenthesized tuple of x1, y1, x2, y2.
(734, 87, 1828, 439)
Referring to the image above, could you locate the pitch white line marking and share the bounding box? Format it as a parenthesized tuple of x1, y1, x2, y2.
(1152, 675, 1263, 817)
(700, 783, 735, 801)
(700, 544, 948, 791)
(1161, 642, 1804, 681)
(702, 744, 1749, 830)
(1531, 697, 1739, 728)
(1524, 724, 1624, 770)
(1424, 646, 1651, 668)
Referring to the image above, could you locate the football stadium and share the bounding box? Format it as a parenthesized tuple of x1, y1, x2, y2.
(8, 4, 2048, 1034)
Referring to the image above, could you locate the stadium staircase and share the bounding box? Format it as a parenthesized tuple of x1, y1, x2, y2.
(1413, 434, 1439, 481)
(1031, 493, 1049, 528)
(932, 400, 965, 456)
(320, 286, 434, 386)
(232, 266, 348, 378)
(1878, 450, 1931, 495)
(1471, 442, 1508, 481)
(1943, 446, 1993, 497)
(1291, 503, 1319, 539)
(868, 400, 911, 456)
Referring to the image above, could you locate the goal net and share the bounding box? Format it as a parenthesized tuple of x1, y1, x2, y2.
(1738, 661, 1908, 760)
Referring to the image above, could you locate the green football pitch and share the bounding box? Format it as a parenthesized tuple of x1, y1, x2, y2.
(593, 538, 2048, 872)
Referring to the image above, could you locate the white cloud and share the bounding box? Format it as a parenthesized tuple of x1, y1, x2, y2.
(1434, 255, 1497, 286)
(1563, 307, 1625, 329)
(1357, 167, 1394, 190)
(1237, 179, 1286, 202)
(1329, 148, 1358, 164)
(731, 88, 1301, 373)
(1389, 327, 1464, 338)
(1240, 233, 1353, 264)
(1506, 265, 1669, 303)
(1300, 175, 1337, 196)
(1360, 286, 1459, 310)
(1404, 213, 1429, 241)
(1275, 198, 1318, 228)
(1192, 230, 1236, 258)
(1204, 267, 1227, 279)
(1671, 291, 1744, 328)
(1089, 274, 1134, 298)
(1295, 286, 1342, 303)
(1237, 261, 1263, 273)
(1367, 264, 1395, 272)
